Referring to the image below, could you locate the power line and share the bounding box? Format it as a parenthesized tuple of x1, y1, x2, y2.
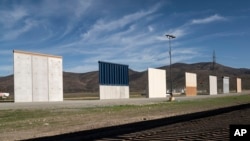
(212, 50, 216, 71)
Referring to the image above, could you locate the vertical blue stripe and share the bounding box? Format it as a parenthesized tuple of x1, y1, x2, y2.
(124, 65, 127, 85)
(121, 65, 123, 85)
(98, 61, 129, 86)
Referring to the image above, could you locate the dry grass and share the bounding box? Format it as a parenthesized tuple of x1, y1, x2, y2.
(0, 94, 249, 140)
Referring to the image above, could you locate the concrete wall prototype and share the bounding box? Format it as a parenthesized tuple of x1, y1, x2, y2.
(14, 50, 63, 102)
(99, 85, 129, 99)
(223, 77, 230, 93)
(99, 61, 129, 100)
(237, 78, 242, 93)
(185, 72, 197, 96)
(147, 68, 166, 98)
(209, 75, 217, 95)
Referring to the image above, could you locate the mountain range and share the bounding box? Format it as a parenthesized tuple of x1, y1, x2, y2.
(1, 62, 250, 97)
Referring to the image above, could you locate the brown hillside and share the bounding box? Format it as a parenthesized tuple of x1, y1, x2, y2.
(1, 62, 250, 96)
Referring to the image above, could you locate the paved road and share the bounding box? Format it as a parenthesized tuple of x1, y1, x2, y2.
(0, 92, 249, 110)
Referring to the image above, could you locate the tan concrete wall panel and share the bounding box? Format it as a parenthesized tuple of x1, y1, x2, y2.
(185, 72, 197, 96)
(237, 78, 242, 93)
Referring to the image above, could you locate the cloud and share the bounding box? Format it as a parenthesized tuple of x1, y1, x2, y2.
(81, 4, 159, 41)
(53, 2, 206, 73)
(0, 0, 93, 42)
(171, 47, 203, 63)
(191, 14, 226, 24)
(32, 0, 92, 18)
(53, 3, 163, 55)
(0, 7, 28, 28)
(166, 28, 187, 38)
(2, 19, 37, 41)
(160, 14, 227, 40)
(155, 25, 188, 41)
(148, 25, 154, 32)
(0, 1, 212, 74)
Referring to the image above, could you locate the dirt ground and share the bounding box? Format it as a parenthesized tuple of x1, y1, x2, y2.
(0, 93, 249, 141)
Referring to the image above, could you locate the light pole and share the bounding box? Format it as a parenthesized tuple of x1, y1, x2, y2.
(166, 34, 176, 101)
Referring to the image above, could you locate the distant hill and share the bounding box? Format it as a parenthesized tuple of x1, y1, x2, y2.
(159, 62, 250, 93)
(1, 62, 250, 96)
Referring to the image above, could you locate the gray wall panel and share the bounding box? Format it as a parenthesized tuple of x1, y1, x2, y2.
(209, 75, 217, 95)
(32, 56, 49, 102)
(14, 53, 33, 102)
(223, 77, 229, 93)
(48, 58, 63, 101)
(99, 85, 129, 99)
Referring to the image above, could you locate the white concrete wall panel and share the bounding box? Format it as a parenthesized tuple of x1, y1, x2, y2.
(99, 85, 129, 99)
(223, 77, 230, 93)
(237, 78, 242, 93)
(14, 50, 63, 102)
(120, 86, 129, 99)
(14, 53, 33, 102)
(32, 56, 49, 102)
(185, 72, 197, 96)
(48, 58, 63, 101)
(147, 68, 166, 98)
(209, 75, 217, 95)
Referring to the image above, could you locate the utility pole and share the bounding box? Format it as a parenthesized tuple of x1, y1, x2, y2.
(166, 34, 176, 101)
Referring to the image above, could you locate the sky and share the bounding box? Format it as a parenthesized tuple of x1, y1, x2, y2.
(0, 0, 250, 76)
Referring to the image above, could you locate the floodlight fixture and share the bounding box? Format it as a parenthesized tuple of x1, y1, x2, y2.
(166, 34, 176, 39)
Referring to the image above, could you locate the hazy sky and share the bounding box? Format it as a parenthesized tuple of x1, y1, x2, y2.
(1, 0, 250, 76)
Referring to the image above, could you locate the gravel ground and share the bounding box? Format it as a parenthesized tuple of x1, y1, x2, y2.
(0, 92, 248, 110)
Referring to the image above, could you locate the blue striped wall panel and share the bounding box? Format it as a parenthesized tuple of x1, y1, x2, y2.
(98, 61, 129, 86)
